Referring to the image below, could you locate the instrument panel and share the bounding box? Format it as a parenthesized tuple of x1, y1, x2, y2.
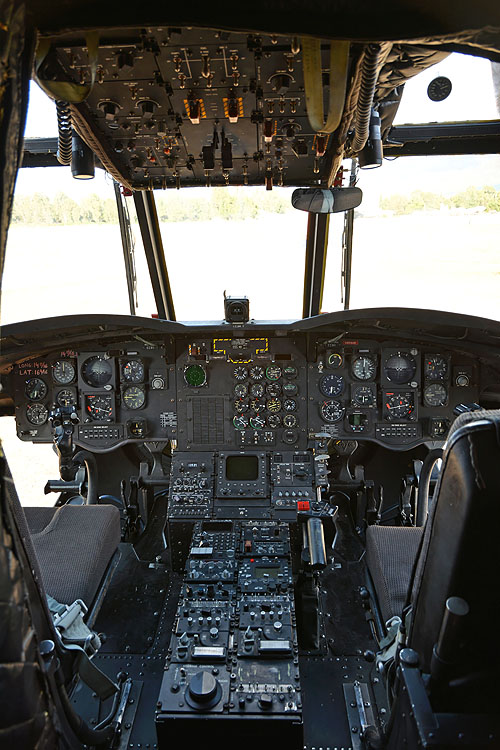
(11, 329, 484, 452)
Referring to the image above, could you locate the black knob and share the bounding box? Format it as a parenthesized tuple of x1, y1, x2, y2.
(186, 670, 222, 710)
(259, 694, 273, 710)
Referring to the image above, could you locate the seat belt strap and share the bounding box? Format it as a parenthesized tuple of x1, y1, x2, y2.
(47, 595, 117, 700)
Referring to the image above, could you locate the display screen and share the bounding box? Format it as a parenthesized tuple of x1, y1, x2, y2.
(225, 455, 259, 481)
(255, 566, 279, 578)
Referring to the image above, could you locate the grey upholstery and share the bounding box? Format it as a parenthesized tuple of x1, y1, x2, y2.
(25, 504, 121, 607)
(366, 525, 423, 623)
(366, 410, 500, 629)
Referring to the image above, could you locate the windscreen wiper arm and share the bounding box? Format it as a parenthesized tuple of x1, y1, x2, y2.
(114, 181, 137, 316)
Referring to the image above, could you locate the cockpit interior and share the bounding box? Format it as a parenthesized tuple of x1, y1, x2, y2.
(1, 4, 500, 749)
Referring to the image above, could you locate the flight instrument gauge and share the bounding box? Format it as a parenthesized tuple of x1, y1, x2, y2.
(352, 355, 376, 381)
(283, 382, 298, 396)
(267, 414, 281, 428)
(320, 400, 345, 423)
(234, 383, 248, 398)
(250, 383, 265, 398)
(319, 374, 344, 397)
(352, 385, 375, 406)
(233, 415, 249, 430)
(283, 399, 297, 412)
(283, 365, 298, 379)
(249, 366, 265, 380)
(384, 392, 414, 420)
(56, 389, 76, 407)
(266, 382, 281, 397)
(122, 359, 145, 383)
(26, 403, 49, 425)
(265, 365, 282, 381)
(82, 356, 113, 387)
(384, 353, 416, 384)
(250, 414, 265, 429)
(424, 383, 447, 407)
(52, 360, 76, 384)
(184, 364, 207, 387)
(327, 352, 343, 369)
(234, 399, 249, 413)
(25, 378, 47, 401)
(424, 356, 448, 381)
(86, 394, 113, 421)
(283, 414, 297, 428)
(266, 398, 282, 413)
(123, 386, 146, 410)
(251, 397, 266, 413)
(233, 366, 248, 381)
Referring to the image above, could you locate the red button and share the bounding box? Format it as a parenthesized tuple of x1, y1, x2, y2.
(297, 501, 310, 511)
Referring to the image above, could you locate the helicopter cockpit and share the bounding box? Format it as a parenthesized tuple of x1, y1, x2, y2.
(1, 5, 500, 749)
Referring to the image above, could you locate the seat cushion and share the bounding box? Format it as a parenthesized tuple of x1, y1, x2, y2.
(24, 504, 121, 607)
(366, 525, 424, 623)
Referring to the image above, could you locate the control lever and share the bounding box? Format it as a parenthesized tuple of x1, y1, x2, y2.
(49, 405, 80, 481)
(453, 402, 481, 416)
(306, 517, 327, 570)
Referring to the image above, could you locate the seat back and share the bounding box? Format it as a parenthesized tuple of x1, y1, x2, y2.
(408, 410, 500, 706)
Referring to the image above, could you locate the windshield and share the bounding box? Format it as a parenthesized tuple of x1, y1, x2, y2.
(1, 48, 500, 325)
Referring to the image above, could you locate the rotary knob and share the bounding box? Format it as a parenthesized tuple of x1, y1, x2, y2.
(186, 670, 222, 710)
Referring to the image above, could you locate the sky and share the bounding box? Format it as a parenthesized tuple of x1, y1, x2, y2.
(15, 51, 500, 202)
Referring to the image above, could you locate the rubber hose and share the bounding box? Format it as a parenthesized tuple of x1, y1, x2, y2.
(55, 100, 73, 165)
(351, 44, 381, 153)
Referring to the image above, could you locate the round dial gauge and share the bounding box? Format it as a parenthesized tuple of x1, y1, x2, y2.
(250, 414, 266, 429)
(123, 385, 146, 410)
(26, 403, 48, 425)
(266, 382, 281, 397)
(234, 383, 248, 398)
(352, 356, 376, 381)
(249, 366, 265, 381)
(233, 415, 249, 430)
(234, 398, 249, 414)
(82, 356, 113, 388)
(266, 365, 282, 381)
(250, 382, 265, 398)
(427, 76, 452, 102)
(56, 389, 76, 407)
(86, 394, 113, 421)
(52, 360, 76, 384)
(283, 398, 297, 412)
(184, 364, 206, 387)
(327, 352, 343, 369)
(319, 374, 344, 397)
(266, 398, 282, 413)
(385, 393, 414, 420)
(283, 382, 298, 396)
(283, 365, 298, 379)
(424, 356, 448, 381)
(250, 397, 266, 413)
(384, 353, 416, 384)
(25, 378, 47, 401)
(122, 359, 145, 383)
(320, 399, 345, 423)
(352, 385, 375, 406)
(267, 414, 281, 428)
(233, 366, 248, 381)
(283, 414, 297, 428)
(424, 383, 447, 407)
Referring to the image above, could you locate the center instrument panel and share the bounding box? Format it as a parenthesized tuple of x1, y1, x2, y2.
(12, 330, 484, 452)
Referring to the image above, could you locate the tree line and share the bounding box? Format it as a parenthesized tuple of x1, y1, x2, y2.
(10, 189, 292, 226)
(380, 186, 500, 215)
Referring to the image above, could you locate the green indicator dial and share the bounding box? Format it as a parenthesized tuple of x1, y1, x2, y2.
(184, 364, 207, 387)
